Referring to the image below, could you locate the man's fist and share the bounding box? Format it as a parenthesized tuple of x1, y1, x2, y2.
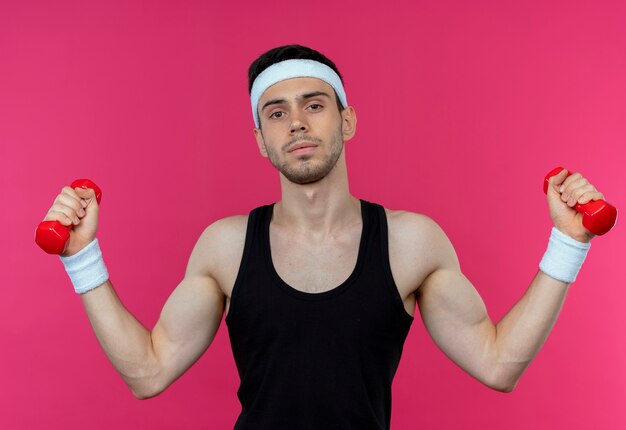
(546, 169, 605, 243)
(41, 185, 100, 256)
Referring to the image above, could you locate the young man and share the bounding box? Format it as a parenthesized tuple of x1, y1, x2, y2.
(44, 45, 606, 429)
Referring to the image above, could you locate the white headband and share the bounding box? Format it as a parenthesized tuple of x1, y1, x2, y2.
(250, 59, 348, 128)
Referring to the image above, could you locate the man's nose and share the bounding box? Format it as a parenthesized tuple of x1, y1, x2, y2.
(290, 112, 308, 133)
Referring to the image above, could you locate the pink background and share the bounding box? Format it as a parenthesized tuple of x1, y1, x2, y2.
(1, 0, 624, 428)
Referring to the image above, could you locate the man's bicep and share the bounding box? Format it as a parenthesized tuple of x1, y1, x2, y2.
(417, 239, 496, 383)
(150, 272, 224, 388)
(147, 216, 247, 389)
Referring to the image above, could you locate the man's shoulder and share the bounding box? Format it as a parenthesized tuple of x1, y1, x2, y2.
(206, 214, 249, 233)
(195, 201, 268, 251)
(187, 214, 249, 281)
(383, 207, 442, 237)
(382, 206, 458, 271)
(382, 206, 453, 256)
(199, 214, 249, 248)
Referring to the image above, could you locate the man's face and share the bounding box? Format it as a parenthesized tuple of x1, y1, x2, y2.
(253, 77, 355, 185)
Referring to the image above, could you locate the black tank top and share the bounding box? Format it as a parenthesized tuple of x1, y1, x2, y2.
(225, 199, 414, 430)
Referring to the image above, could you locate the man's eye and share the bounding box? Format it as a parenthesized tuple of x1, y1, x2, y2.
(269, 111, 284, 119)
(309, 104, 322, 110)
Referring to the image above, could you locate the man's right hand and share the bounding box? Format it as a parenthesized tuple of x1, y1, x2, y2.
(42, 186, 100, 256)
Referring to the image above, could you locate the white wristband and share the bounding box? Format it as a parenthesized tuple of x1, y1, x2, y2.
(59, 238, 109, 294)
(539, 227, 590, 283)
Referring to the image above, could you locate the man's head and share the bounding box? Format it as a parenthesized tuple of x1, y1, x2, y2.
(248, 44, 346, 128)
(248, 45, 356, 185)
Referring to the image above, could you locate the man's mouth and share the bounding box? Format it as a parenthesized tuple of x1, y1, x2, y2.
(288, 141, 318, 153)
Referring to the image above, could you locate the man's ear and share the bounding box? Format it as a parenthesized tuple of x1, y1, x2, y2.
(254, 127, 268, 157)
(341, 106, 357, 142)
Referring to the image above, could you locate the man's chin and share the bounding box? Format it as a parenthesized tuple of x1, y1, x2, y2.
(274, 152, 340, 185)
(283, 172, 327, 185)
(280, 165, 331, 185)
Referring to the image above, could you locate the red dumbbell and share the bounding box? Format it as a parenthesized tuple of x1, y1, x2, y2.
(544, 167, 617, 236)
(35, 179, 102, 254)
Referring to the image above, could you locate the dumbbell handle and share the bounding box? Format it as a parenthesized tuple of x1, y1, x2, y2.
(35, 179, 102, 254)
(544, 167, 617, 236)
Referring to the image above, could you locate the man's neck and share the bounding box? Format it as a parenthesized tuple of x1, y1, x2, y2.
(273, 163, 360, 235)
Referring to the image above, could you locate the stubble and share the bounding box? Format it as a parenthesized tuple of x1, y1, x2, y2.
(264, 127, 344, 185)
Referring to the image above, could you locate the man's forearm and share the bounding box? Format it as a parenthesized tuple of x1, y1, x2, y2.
(491, 270, 570, 389)
(80, 281, 160, 398)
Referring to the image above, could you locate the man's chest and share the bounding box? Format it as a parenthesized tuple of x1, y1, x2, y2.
(218, 211, 432, 318)
(269, 228, 361, 294)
